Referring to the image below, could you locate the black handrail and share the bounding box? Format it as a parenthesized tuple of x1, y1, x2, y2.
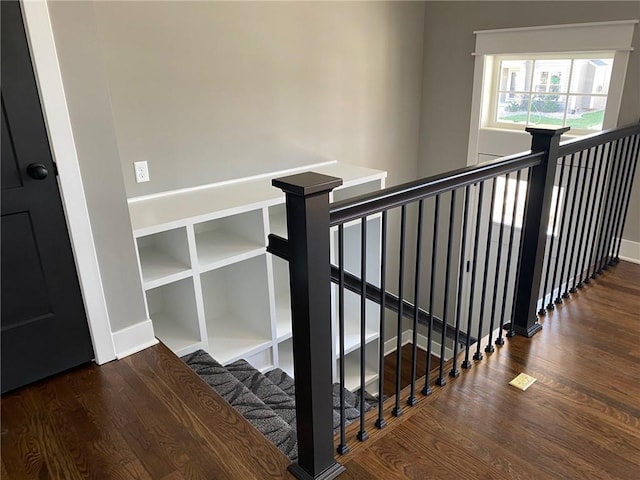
(558, 122, 640, 157)
(330, 151, 544, 226)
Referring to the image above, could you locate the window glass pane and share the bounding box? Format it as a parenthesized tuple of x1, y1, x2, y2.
(566, 95, 606, 130)
(533, 59, 571, 93)
(496, 93, 530, 125)
(498, 59, 531, 92)
(570, 58, 613, 94)
(528, 94, 567, 127)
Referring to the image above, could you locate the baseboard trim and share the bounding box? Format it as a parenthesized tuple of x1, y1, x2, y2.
(618, 238, 640, 264)
(112, 320, 159, 359)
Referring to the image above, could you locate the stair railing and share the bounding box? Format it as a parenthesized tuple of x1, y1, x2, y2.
(268, 122, 639, 480)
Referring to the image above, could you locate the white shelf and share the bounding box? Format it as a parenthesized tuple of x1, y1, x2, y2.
(137, 228, 191, 288)
(268, 204, 287, 239)
(151, 312, 203, 356)
(278, 338, 294, 378)
(129, 162, 386, 382)
(139, 246, 191, 289)
(196, 229, 263, 271)
(195, 210, 265, 271)
(206, 316, 272, 364)
(271, 255, 292, 341)
(275, 292, 292, 341)
(340, 349, 379, 392)
(146, 278, 201, 356)
(201, 255, 273, 364)
(338, 324, 379, 356)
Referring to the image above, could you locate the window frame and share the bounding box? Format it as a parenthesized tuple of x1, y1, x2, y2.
(486, 51, 616, 135)
(467, 20, 637, 167)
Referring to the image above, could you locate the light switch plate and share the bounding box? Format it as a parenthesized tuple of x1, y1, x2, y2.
(134, 161, 150, 183)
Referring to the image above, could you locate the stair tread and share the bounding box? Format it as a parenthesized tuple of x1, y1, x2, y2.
(182, 350, 298, 460)
(225, 359, 297, 427)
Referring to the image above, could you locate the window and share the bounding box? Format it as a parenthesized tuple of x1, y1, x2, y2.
(491, 53, 614, 132)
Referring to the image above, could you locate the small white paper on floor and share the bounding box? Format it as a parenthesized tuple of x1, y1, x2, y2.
(509, 373, 537, 391)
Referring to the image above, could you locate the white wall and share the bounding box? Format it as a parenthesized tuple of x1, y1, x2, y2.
(46, 2, 151, 342)
(91, 1, 425, 198)
(37, 1, 425, 359)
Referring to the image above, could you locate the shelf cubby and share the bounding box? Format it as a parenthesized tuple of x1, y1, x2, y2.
(334, 288, 381, 356)
(268, 204, 287, 239)
(277, 338, 294, 378)
(271, 255, 292, 342)
(137, 228, 191, 289)
(146, 277, 202, 356)
(336, 339, 380, 392)
(200, 255, 273, 364)
(246, 347, 275, 373)
(194, 210, 265, 272)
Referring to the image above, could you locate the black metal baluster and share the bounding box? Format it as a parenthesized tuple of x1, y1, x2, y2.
(589, 142, 614, 279)
(498, 171, 521, 342)
(593, 140, 620, 275)
(392, 205, 407, 417)
(554, 153, 579, 304)
(547, 154, 574, 309)
(603, 136, 632, 268)
(487, 175, 510, 348)
(571, 148, 597, 290)
(408, 200, 424, 406)
(375, 211, 388, 430)
(508, 167, 533, 337)
(422, 196, 440, 394)
(539, 157, 567, 313)
(474, 178, 497, 361)
(564, 150, 587, 297)
(613, 135, 640, 261)
(578, 144, 604, 286)
(357, 218, 368, 442)
(462, 182, 484, 368)
(337, 224, 348, 455)
(437, 191, 456, 385)
(451, 186, 470, 376)
(597, 139, 625, 273)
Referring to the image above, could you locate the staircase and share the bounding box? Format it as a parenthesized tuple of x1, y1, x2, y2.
(181, 350, 375, 461)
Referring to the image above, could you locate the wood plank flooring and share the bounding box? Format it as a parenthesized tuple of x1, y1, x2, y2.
(1, 343, 292, 480)
(338, 260, 640, 479)
(1, 261, 638, 479)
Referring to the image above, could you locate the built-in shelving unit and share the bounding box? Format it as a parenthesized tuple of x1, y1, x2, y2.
(129, 161, 386, 390)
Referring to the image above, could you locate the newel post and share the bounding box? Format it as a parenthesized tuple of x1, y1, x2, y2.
(272, 172, 344, 480)
(511, 127, 570, 337)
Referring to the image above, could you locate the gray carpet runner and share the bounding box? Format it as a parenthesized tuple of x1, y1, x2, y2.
(182, 350, 376, 461)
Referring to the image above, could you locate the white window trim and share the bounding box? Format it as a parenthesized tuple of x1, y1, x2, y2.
(467, 20, 638, 167)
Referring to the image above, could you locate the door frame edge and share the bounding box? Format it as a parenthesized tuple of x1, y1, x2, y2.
(20, 0, 116, 364)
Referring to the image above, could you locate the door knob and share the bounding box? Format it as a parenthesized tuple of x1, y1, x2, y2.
(27, 163, 48, 180)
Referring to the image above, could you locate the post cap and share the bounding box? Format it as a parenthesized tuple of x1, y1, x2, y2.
(525, 126, 571, 137)
(273, 172, 343, 196)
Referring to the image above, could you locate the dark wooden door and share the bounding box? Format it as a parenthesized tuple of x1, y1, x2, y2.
(1, 1, 94, 394)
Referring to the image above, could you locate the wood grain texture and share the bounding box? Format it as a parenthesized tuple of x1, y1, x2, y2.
(338, 261, 640, 479)
(1, 343, 292, 479)
(1, 261, 638, 479)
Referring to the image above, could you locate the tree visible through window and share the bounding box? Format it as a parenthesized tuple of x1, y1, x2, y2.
(492, 54, 614, 132)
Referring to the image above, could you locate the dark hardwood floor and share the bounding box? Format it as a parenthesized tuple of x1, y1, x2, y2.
(338, 260, 640, 479)
(1, 343, 292, 479)
(2, 261, 638, 479)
